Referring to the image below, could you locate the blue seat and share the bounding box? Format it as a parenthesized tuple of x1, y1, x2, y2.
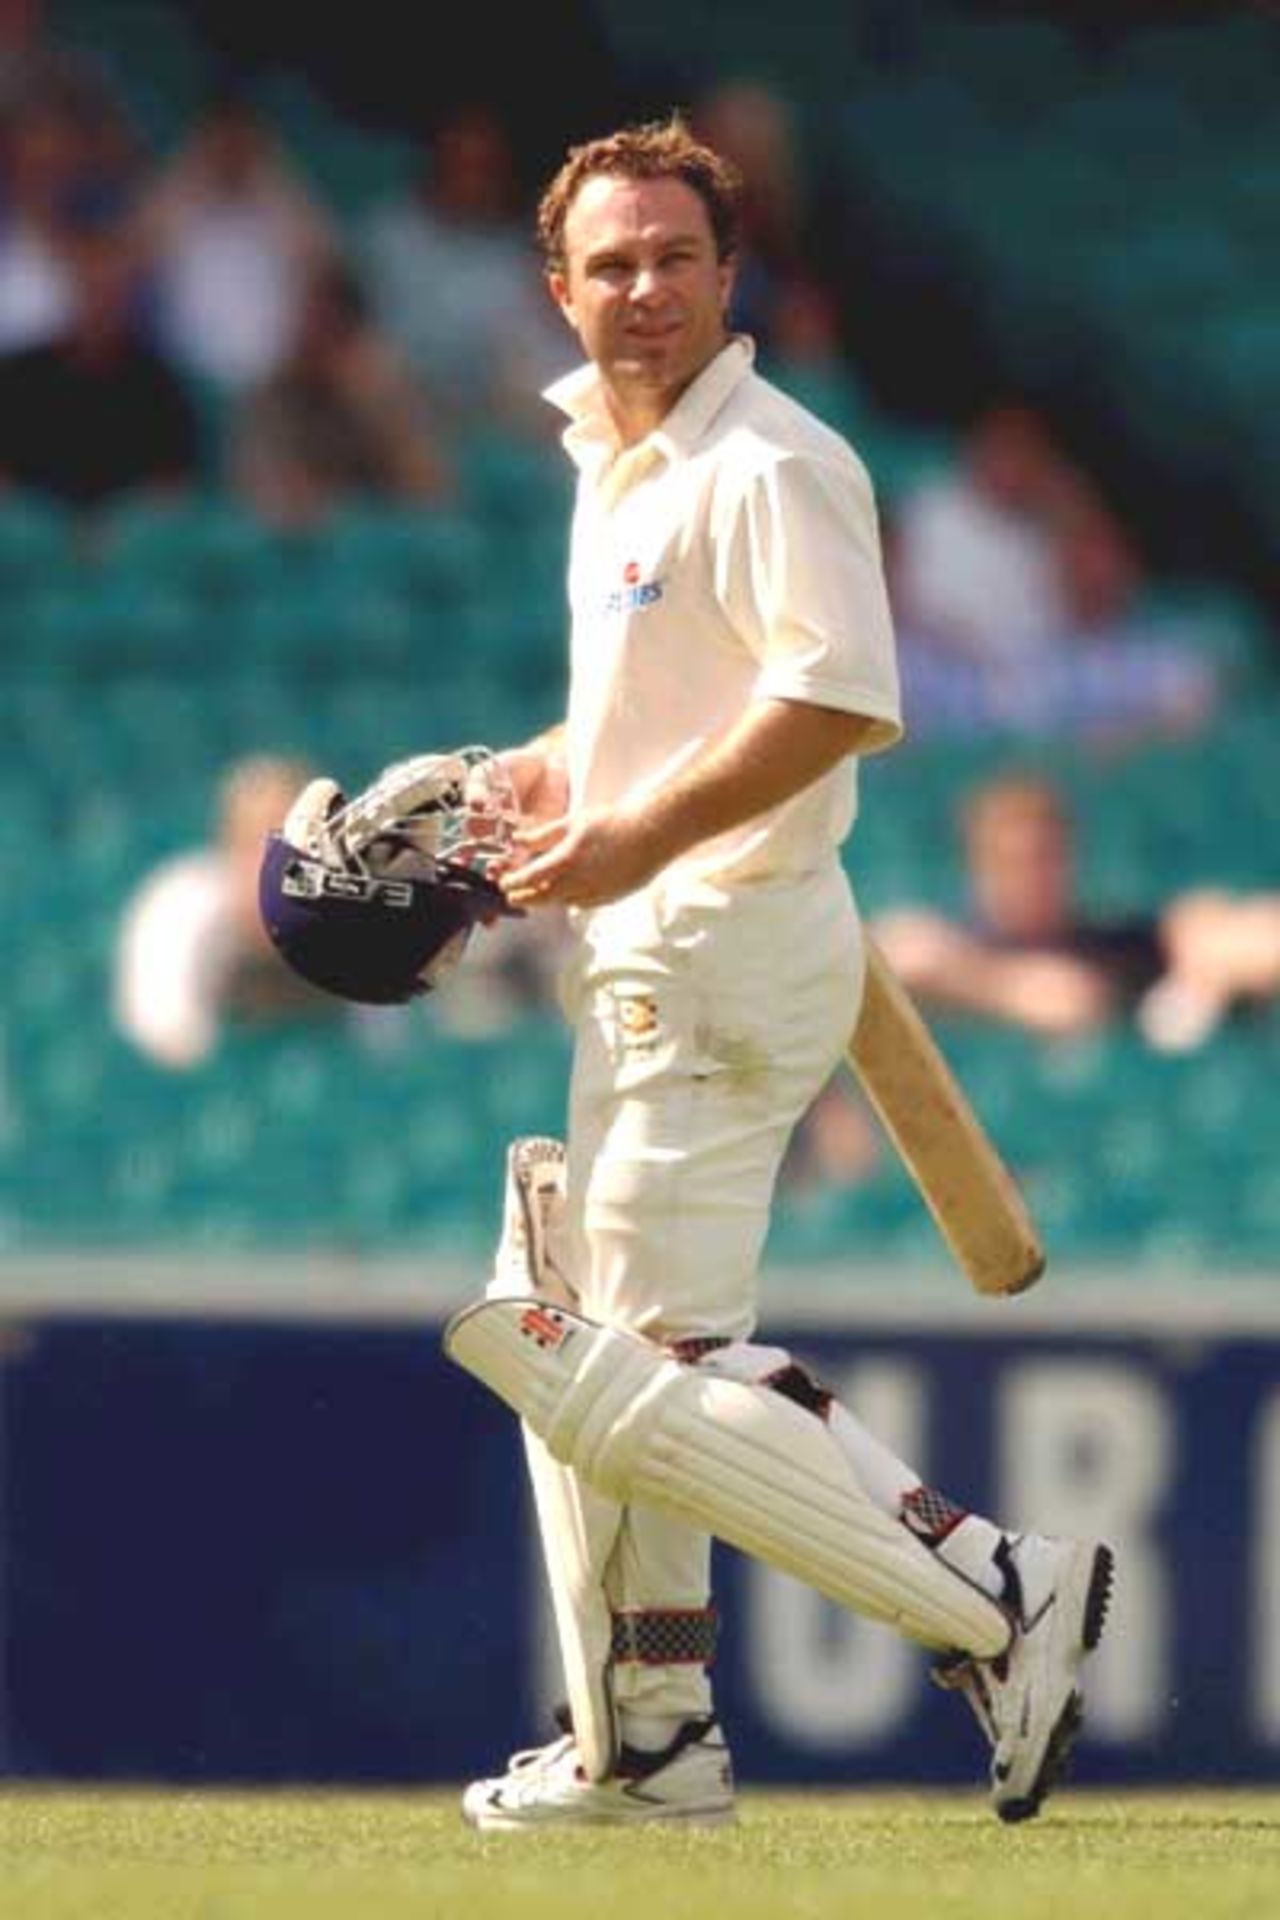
(17, 585, 209, 679)
(459, 434, 572, 536)
(319, 506, 490, 613)
(93, 497, 288, 609)
(233, 585, 417, 679)
(0, 491, 76, 604)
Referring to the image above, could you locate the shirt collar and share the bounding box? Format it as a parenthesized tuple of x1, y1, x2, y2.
(544, 335, 755, 473)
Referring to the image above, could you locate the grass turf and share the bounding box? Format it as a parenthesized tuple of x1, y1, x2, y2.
(2, 1788, 1278, 1920)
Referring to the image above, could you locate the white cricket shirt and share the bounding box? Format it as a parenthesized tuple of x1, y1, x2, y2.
(545, 337, 902, 890)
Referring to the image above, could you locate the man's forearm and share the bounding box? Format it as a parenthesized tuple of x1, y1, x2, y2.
(500, 700, 883, 909)
(937, 951, 1114, 1036)
(633, 698, 881, 870)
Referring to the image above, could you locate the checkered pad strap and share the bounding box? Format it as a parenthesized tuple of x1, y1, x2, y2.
(610, 1607, 719, 1666)
(669, 1336, 732, 1365)
(902, 1484, 969, 1546)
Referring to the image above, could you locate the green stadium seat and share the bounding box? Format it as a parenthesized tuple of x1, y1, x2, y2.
(0, 493, 77, 612)
(64, 0, 216, 146)
(319, 505, 491, 612)
(245, 69, 416, 222)
(591, 0, 868, 103)
(858, 423, 952, 513)
(232, 584, 415, 680)
(764, 360, 872, 446)
(913, 14, 1085, 118)
(93, 498, 289, 609)
(1116, 16, 1280, 115)
(2, 1, 1277, 1270)
(785, 1164, 929, 1260)
(22, 585, 216, 682)
(459, 434, 573, 534)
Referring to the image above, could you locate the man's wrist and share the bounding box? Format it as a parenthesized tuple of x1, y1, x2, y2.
(619, 790, 690, 876)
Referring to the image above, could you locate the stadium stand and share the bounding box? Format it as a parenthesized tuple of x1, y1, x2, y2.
(2, 0, 1275, 1271)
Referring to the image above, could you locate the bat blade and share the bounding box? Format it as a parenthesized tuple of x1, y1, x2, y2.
(848, 940, 1045, 1296)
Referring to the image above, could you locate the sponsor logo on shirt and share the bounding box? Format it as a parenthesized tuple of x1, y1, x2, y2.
(603, 559, 665, 616)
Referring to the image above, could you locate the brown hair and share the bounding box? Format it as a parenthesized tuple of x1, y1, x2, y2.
(961, 774, 1069, 848)
(535, 114, 743, 276)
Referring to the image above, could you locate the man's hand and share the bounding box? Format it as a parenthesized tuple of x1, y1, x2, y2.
(873, 908, 1114, 1038)
(499, 735, 569, 828)
(501, 700, 885, 910)
(500, 803, 673, 910)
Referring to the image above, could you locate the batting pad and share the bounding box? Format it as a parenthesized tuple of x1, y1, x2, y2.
(486, 1140, 622, 1783)
(521, 1431, 623, 1782)
(445, 1299, 1010, 1659)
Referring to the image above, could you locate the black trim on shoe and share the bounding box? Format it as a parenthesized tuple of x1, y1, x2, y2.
(616, 1715, 721, 1781)
(997, 1693, 1084, 1824)
(1083, 1544, 1115, 1652)
(993, 1534, 1024, 1622)
(995, 1543, 1116, 1824)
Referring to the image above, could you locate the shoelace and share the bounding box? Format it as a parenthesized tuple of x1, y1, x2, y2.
(505, 1734, 577, 1778)
(933, 1656, 999, 1746)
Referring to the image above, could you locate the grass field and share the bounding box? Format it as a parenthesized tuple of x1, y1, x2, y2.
(3, 1788, 1279, 1920)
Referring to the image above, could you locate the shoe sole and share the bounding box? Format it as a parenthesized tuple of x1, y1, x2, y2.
(997, 1541, 1114, 1825)
(465, 1802, 738, 1832)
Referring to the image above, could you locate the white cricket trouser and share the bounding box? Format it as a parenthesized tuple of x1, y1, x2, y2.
(564, 865, 865, 1341)
(560, 866, 865, 1724)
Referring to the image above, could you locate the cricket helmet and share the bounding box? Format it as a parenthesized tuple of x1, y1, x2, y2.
(258, 747, 522, 1005)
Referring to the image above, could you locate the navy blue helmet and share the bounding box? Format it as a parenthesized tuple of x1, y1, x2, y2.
(259, 749, 522, 1005)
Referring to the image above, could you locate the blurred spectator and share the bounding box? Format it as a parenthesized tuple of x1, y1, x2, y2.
(132, 89, 338, 395)
(359, 101, 569, 443)
(691, 79, 820, 357)
(886, 401, 1219, 743)
(0, 0, 129, 121)
(0, 51, 138, 353)
(426, 904, 574, 1040)
(1138, 887, 1280, 1054)
(873, 773, 1277, 1052)
(114, 753, 342, 1070)
(0, 197, 201, 507)
(0, 87, 80, 349)
(892, 402, 1086, 658)
(228, 256, 451, 529)
(0, 0, 138, 176)
(757, 271, 872, 441)
(779, 1068, 883, 1196)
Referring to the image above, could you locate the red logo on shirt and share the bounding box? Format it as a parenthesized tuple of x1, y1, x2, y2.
(604, 565, 664, 615)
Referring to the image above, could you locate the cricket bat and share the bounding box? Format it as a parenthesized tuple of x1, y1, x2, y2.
(848, 939, 1045, 1296)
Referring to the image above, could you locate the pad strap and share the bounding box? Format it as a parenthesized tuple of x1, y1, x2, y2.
(610, 1607, 719, 1666)
(444, 1298, 1012, 1662)
(669, 1336, 732, 1365)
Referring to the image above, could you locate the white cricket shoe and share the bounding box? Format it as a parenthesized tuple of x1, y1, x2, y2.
(461, 1716, 736, 1830)
(936, 1533, 1114, 1824)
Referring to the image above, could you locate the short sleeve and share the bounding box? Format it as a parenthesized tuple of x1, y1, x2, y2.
(715, 450, 903, 753)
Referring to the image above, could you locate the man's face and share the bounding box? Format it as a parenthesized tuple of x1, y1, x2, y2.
(970, 807, 1074, 942)
(549, 172, 735, 430)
